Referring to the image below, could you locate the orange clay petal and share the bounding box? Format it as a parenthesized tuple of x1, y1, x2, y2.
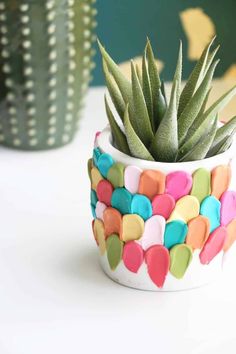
(138, 170, 165, 200)
(103, 207, 122, 239)
(224, 219, 236, 252)
(211, 165, 232, 200)
(186, 215, 210, 250)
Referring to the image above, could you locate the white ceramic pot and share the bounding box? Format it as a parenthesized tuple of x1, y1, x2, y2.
(89, 126, 236, 291)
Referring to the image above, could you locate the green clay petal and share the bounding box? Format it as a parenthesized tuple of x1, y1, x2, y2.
(191, 168, 211, 203)
(170, 244, 193, 279)
(106, 234, 124, 270)
(107, 162, 125, 188)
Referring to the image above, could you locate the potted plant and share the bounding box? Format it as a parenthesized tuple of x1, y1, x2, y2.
(0, 0, 96, 150)
(88, 38, 236, 291)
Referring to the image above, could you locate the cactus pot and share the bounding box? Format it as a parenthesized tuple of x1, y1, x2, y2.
(88, 126, 236, 291)
(0, 0, 96, 150)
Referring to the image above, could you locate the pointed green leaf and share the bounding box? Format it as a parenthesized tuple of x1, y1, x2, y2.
(178, 37, 216, 116)
(210, 116, 236, 150)
(142, 52, 154, 130)
(131, 60, 154, 146)
(105, 96, 131, 155)
(123, 105, 154, 161)
(188, 84, 236, 136)
(198, 88, 212, 117)
(98, 40, 132, 103)
(204, 45, 220, 75)
(178, 116, 218, 161)
(150, 79, 178, 162)
(178, 60, 219, 144)
(174, 41, 183, 107)
(146, 39, 166, 129)
(215, 134, 234, 155)
(161, 80, 167, 104)
(102, 60, 125, 121)
(136, 63, 142, 86)
(206, 135, 231, 157)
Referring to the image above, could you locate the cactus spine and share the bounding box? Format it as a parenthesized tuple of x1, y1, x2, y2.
(0, 0, 96, 150)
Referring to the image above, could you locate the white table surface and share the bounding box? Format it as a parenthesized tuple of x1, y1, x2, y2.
(0, 87, 236, 354)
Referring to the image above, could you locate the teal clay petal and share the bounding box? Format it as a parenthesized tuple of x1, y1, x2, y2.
(111, 188, 132, 215)
(93, 148, 102, 167)
(107, 162, 125, 188)
(90, 190, 98, 207)
(97, 153, 114, 178)
(191, 168, 211, 203)
(131, 194, 152, 221)
(164, 220, 188, 249)
(200, 196, 221, 233)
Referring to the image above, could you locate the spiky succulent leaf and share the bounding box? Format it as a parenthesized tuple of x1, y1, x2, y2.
(198, 88, 212, 117)
(142, 53, 154, 130)
(178, 37, 216, 116)
(179, 116, 218, 161)
(131, 61, 154, 146)
(123, 105, 154, 161)
(136, 64, 142, 86)
(104, 96, 130, 154)
(178, 60, 219, 144)
(150, 79, 178, 162)
(215, 134, 234, 155)
(210, 116, 236, 151)
(188, 84, 236, 136)
(146, 40, 166, 130)
(102, 60, 125, 121)
(174, 41, 183, 107)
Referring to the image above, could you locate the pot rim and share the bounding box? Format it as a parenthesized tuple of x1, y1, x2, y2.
(97, 125, 236, 170)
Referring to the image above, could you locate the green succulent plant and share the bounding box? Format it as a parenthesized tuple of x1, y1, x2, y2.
(98, 38, 236, 162)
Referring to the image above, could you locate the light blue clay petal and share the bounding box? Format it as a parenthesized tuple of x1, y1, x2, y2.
(131, 194, 152, 221)
(97, 153, 114, 177)
(93, 148, 102, 167)
(111, 188, 132, 215)
(164, 220, 188, 249)
(200, 196, 221, 233)
(90, 189, 98, 207)
(91, 204, 96, 218)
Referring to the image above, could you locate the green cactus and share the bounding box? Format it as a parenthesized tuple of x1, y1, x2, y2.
(0, 0, 96, 150)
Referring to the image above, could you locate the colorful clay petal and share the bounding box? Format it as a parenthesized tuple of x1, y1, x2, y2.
(139, 170, 165, 200)
(139, 215, 165, 250)
(107, 162, 125, 188)
(224, 219, 236, 252)
(220, 191, 236, 226)
(211, 165, 231, 200)
(103, 207, 122, 238)
(97, 153, 114, 177)
(93, 147, 102, 167)
(96, 179, 114, 206)
(164, 220, 188, 249)
(93, 219, 106, 255)
(170, 244, 193, 279)
(90, 189, 98, 207)
(145, 245, 170, 288)
(186, 215, 210, 250)
(168, 195, 200, 223)
(191, 168, 211, 203)
(200, 196, 221, 233)
(199, 226, 227, 264)
(106, 234, 124, 270)
(152, 194, 175, 219)
(95, 201, 107, 221)
(166, 171, 192, 201)
(87, 158, 93, 180)
(121, 214, 144, 242)
(91, 167, 103, 191)
(94, 131, 101, 147)
(123, 241, 144, 273)
(111, 188, 132, 215)
(90, 204, 96, 218)
(124, 165, 142, 194)
(131, 194, 152, 221)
